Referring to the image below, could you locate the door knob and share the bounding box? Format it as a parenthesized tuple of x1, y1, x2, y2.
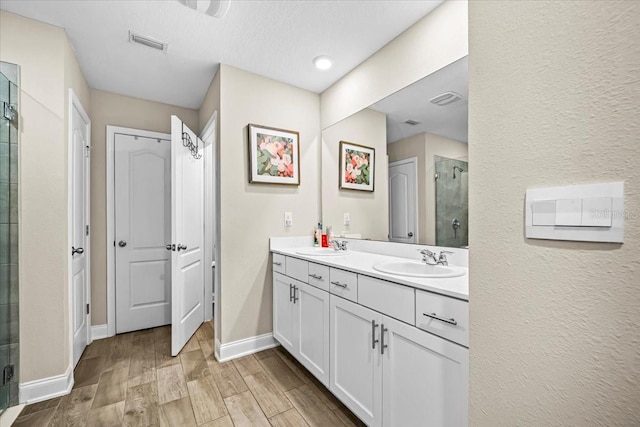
(408, 232, 414, 237)
(165, 244, 175, 251)
(71, 246, 84, 256)
(118, 240, 127, 247)
(177, 244, 187, 251)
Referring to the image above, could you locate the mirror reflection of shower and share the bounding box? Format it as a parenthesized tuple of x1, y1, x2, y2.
(435, 156, 469, 248)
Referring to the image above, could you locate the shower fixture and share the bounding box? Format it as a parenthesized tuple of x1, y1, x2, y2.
(453, 165, 464, 179)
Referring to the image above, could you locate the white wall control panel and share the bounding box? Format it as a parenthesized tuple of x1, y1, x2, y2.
(284, 212, 292, 227)
(525, 182, 624, 243)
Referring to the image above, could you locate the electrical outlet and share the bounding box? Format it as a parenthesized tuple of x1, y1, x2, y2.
(344, 212, 350, 226)
(284, 212, 293, 227)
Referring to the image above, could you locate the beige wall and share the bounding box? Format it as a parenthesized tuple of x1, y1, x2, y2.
(218, 65, 320, 344)
(320, 0, 468, 129)
(469, 1, 640, 425)
(89, 90, 198, 325)
(0, 11, 89, 382)
(322, 108, 388, 240)
(388, 133, 426, 243)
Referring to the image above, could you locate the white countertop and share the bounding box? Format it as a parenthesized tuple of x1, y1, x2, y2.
(271, 247, 469, 301)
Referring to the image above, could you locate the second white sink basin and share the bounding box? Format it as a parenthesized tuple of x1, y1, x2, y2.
(372, 261, 465, 278)
(296, 247, 352, 257)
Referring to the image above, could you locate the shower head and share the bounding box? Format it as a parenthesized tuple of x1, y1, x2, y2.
(453, 165, 465, 179)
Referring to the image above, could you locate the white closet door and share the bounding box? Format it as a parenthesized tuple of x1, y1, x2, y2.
(115, 134, 171, 334)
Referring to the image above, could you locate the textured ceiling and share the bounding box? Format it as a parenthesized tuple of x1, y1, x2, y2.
(371, 56, 468, 144)
(0, 0, 443, 108)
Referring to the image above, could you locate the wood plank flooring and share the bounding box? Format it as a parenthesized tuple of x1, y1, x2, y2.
(13, 321, 365, 426)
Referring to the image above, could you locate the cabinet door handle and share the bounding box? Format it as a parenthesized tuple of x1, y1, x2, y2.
(309, 274, 323, 280)
(371, 320, 379, 349)
(293, 286, 299, 303)
(422, 312, 458, 326)
(331, 281, 348, 288)
(273, 261, 282, 266)
(289, 284, 293, 302)
(381, 325, 388, 355)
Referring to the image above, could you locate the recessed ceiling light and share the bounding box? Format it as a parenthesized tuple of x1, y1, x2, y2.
(313, 56, 333, 71)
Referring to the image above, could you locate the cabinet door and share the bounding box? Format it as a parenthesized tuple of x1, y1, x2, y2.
(295, 282, 330, 387)
(382, 315, 468, 427)
(330, 295, 382, 427)
(273, 272, 296, 354)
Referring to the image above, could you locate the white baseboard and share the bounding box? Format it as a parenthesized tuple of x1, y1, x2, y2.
(91, 324, 109, 341)
(217, 333, 279, 362)
(19, 365, 73, 405)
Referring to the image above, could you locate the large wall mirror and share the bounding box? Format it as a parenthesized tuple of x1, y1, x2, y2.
(321, 56, 469, 248)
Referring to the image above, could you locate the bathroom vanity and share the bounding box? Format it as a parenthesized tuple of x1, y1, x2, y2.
(270, 237, 468, 427)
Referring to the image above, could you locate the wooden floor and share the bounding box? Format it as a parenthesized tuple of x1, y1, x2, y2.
(13, 321, 364, 426)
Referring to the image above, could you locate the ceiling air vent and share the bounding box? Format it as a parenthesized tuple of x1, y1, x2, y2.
(129, 31, 168, 53)
(403, 119, 421, 126)
(429, 91, 462, 107)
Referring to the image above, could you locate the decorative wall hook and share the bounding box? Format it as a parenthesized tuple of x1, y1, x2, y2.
(181, 123, 202, 160)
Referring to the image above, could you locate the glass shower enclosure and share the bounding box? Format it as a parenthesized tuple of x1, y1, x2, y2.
(435, 156, 469, 248)
(0, 61, 19, 413)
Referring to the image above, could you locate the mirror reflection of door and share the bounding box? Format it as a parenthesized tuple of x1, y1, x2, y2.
(389, 158, 418, 244)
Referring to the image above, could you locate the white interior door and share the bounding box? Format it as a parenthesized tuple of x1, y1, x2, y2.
(115, 133, 171, 333)
(171, 116, 205, 356)
(388, 159, 417, 243)
(70, 93, 90, 367)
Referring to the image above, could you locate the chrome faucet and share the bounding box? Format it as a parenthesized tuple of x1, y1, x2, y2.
(330, 240, 348, 251)
(419, 249, 454, 266)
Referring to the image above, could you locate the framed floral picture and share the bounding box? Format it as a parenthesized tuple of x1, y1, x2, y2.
(248, 124, 300, 185)
(339, 140, 375, 192)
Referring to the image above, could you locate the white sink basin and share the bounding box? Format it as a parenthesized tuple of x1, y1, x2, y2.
(296, 247, 352, 257)
(372, 261, 465, 278)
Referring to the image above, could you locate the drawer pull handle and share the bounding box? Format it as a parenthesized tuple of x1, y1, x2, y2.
(309, 274, 323, 280)
(371, 320, 379, 349)
(331, 281, 348, 288)
(293, 285, 299, 304)
(423, 312, 458, 326)
(273, 262, 282, 266)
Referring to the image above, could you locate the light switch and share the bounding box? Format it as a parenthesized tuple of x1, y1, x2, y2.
(581, 197, 613, 227)
(555, 199, 582, 226)
(344, 212, 350, 226)
(531, 200, 556, 226)
(284, 212, 292, 227)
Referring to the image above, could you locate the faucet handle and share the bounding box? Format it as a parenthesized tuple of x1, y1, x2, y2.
(340, 241, 348, 250)
(419, 249, 435, 256)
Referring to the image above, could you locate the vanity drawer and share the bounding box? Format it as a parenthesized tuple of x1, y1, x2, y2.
(329, 268, 358, 302)
(308, 262, 330, 292)
(286, 256, 309, 283)
(358, 275, 415, 325)
(272, 253, 286, 275)
(415, 290, 468, 347)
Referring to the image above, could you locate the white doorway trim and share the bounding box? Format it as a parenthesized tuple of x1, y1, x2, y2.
(67, 89, 91, 362)
(201, 112, 216, 322)
(106, 126, 171, 337)
(388, 157, 419, 243)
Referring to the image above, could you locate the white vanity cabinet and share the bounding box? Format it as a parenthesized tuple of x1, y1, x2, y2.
(330, 295, 383, 426)
(272, 251, 469, 427)
(273, 268, 330, 386)
(382, 316, 468, 427)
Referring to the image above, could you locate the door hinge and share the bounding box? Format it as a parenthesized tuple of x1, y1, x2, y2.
(86, 303, 90, 315)
(86, 225, 90, 236)
(85, 145, 91, 158)
(2, 365, 14, 385)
